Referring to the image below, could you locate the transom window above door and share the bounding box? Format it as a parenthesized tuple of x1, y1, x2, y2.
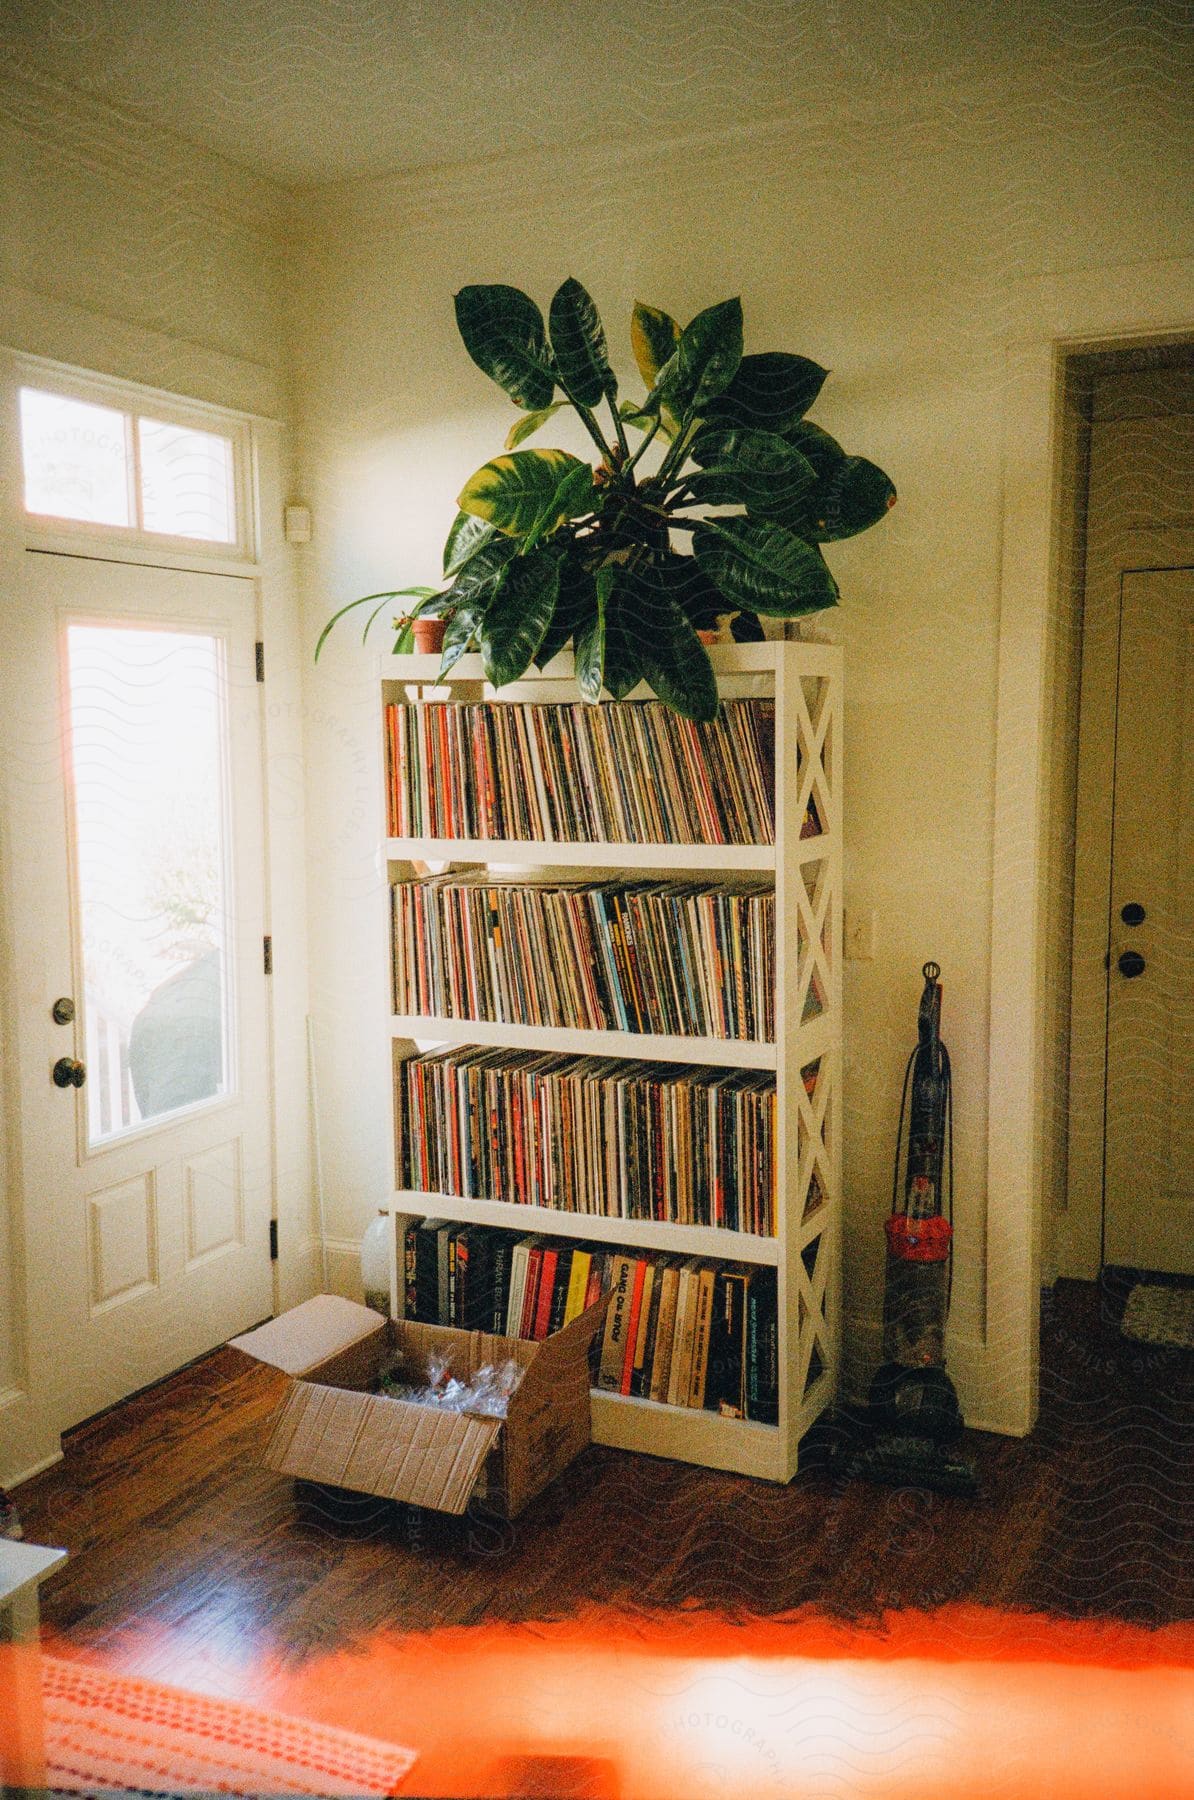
(18, 378, 249, 553)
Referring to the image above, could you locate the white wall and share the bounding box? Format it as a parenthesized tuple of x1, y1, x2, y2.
(0, 67, 313, 1480)
(291, 20, 1194, 1428)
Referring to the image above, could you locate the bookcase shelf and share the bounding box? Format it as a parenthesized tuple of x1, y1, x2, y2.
(378, 639, 842, 1485)
(387, 837, 780, 872)
(391, 1012, 788, 1071)
(389, 1189, 781, 1266)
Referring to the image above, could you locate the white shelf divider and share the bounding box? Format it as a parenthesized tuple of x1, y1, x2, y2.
(387, 837, 780, 872)
(391, 1013, 780, 1070)
(387, 1190, 780, 1266)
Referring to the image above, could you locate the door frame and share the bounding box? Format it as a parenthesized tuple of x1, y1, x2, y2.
(983, 255, 1194, 1435)
(1065, 506, 1194, 1277)
(0, 351, 314, 1486)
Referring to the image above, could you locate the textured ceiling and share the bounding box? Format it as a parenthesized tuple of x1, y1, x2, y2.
(2, 0, 1188, 189)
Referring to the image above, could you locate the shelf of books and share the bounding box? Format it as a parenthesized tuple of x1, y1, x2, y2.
(379, 639, 841, 1483)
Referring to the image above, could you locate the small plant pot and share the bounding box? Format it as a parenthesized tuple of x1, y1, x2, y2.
(697, 628, 722, 646)
(411, 617, 447, 655)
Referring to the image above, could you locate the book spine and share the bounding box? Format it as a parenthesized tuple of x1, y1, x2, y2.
(649, 1264, 681, 1403)
(746, 1271, 780, 1425)
(403, 1222, 418, 1320)
(564, 1248, 591, 1325)
(687, 1266, 716, 1408)
(521, 1246, 545, 1338)
(632, 1260, 663, 1399)
(597, 1254, 634, 1390)
(619, 1258, 648, 1396)
(491, 1236, 511, 1335)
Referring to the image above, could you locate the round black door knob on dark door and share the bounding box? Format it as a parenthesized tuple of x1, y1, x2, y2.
(52, 1056, 86, 1088)
(1118, 950, 1146, 979)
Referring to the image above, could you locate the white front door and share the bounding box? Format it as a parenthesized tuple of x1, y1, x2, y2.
(12, 551, 273, 1430)
(1103, 563, 1194, 1272)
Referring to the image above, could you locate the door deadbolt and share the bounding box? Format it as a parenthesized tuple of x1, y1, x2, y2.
(52, 1056, 86, 1088)
(51, 996, 75, 1025)
(1120, 903, 1146, 927)
(1117, 950, 1146, 979)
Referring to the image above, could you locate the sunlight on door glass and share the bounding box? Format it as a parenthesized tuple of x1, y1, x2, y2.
(138, 417, 235, 543)
(66, 626, 234, 1146)
(20, 388, 132, 527)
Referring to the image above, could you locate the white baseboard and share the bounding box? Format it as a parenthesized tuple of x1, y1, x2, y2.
(6, 1446, 64, 1490)
(276, 1233, 324, 1313)
(322, 1235, 365, 1302)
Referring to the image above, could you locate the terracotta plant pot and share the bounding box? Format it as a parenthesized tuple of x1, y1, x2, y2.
(411, 617, 447, 654)
(697, 628, 722, 646)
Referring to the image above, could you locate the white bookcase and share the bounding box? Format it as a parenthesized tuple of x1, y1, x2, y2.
(381, 639, 841, 1483)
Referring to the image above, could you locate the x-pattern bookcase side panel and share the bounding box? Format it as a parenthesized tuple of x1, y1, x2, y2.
(793, 856, 833, 1024)
(794, 686, 835, 846)
(795, 1057, 833, 1234)
(794, 1225, 830, 1388)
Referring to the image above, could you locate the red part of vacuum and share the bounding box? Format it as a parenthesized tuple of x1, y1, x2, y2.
(885, 1213, 953, 1263)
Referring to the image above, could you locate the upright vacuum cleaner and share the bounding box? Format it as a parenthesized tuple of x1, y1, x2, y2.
(843, 962, 978, 1496)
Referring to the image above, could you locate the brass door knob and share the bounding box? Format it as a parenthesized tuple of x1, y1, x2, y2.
(52, 1056, 86, 1088)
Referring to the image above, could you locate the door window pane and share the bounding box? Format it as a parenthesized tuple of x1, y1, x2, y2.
(65, 626, 234, 1146)
(138, 417, 235, 543)
(20, 389, 131, 527)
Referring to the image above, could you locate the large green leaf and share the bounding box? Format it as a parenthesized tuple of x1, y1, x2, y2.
(692, 517, 840, 617)
(573, 565, 618, 702)
(655, 550, 726, 631)
(651, 297, 743, 421)
(685, 427, 817, 528)
(458, 448, 590, 538)
(601, 572, 643, 700)
(535, 554, 595, 669)
(574, 602, 605, 703)
(781, 422, 897, 539)
(446, 534, 518, 605)
(520, 458, 596, 554)
(549, 278, 615, 409)
(454, 284, 555, 411)
(438, 603, 482, 677)
(504, 403, 566, 450)
(614, 562, 719, 721)
(701, 353, 828, 433)
(443, 509, 496, 576)
(479, 550, 562, 687)
(630, 301, 681, 387)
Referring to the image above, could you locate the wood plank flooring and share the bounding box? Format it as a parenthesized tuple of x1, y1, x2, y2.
(13, 1277, 1194, 1674)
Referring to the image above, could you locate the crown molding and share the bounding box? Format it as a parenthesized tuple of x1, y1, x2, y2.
(1, 56, 291, 243)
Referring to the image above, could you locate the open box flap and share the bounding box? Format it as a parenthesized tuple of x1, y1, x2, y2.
(508, 1293, 610, 1416)
(230, 1295, 388, 1377)
(263, 1382, 504, 1512)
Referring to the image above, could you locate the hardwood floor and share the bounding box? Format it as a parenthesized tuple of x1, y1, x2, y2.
(13, 1276, 1194, 1671)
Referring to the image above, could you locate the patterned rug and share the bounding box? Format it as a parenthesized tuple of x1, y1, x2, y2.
(1121, 1282, 1194, 1349)
(38, 1653, 417, 1796)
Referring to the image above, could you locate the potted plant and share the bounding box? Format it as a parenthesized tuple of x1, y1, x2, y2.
(317, 280, 896, 720)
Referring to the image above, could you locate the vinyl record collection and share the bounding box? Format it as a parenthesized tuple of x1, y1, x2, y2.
(392, 874, 776, 1041)
(385, 697, 784, 844)
(401, 1215, 780, 1422)
(398, 1047, 780, 1236)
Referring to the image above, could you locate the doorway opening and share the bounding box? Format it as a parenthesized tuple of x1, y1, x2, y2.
(1041, 338, 1194, 1319)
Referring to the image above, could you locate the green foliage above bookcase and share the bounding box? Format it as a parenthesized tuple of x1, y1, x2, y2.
(316, 281, 896, 721)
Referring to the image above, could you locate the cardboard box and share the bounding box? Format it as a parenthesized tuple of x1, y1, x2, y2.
(231, 1293, 607, 1518)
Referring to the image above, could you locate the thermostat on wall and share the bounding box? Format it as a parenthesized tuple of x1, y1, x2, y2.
(284, 504, 312, 544)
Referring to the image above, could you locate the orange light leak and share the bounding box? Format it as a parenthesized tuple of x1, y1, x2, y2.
(5, 1606, 1194, 1798)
